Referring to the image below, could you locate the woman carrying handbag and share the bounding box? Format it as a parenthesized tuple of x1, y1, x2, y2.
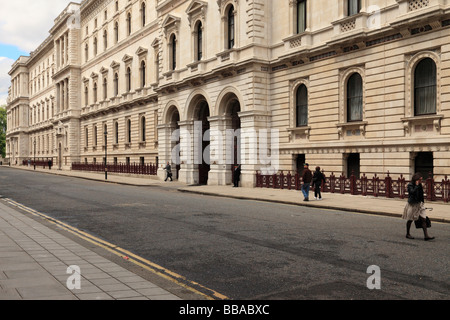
(402, 173, 435, 241)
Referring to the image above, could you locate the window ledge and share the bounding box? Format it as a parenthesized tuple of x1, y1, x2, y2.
(401, 114, 443, 135)
(287, 126, 311, 141)
(287, 126, 311, 133)
(336, 121, 368, 137)
(401, 114, 443, 122)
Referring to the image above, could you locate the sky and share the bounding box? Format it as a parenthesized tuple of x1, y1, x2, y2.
(0, 0, 73, 106)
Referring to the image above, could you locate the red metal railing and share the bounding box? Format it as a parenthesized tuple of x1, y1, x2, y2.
(23, 159, 53, 168)
(256, 171, 450, 203)
(72, 162, 158, 176)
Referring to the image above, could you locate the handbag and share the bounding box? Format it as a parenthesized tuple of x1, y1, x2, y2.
(414, 216, 431, 229)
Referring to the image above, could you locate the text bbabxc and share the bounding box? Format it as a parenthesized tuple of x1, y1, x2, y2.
(180, 304, 270, 317)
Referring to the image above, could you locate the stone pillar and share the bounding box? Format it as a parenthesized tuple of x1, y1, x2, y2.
(65, 78, 69, 111)
(157, 123, 174, 181)
(239, 111, 272, 188)
(177, 120, 199, 185)
(207, 115, 233, 186)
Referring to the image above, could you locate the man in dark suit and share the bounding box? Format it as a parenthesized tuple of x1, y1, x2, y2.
(233, 165, 241, 188)
(164, 162, 173, 182)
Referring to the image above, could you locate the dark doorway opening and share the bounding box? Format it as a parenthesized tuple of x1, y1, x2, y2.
(230, 100, 241, 182)
(347, 153, 360, 178)
(415, 152, 433, 180)
(197, 101, 210, 185)
(296, 154, 306, 177)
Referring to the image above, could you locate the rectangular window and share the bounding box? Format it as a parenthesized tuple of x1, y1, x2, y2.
(297, 0, 307, 34)
(348, 0, 361, 16)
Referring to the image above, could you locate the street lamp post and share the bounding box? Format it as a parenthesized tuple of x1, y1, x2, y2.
(104, 130, 108, 180)
(33, 140, 36, 170)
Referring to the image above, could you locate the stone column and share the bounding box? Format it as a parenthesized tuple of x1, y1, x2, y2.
(207, 115, 233, 186)
(177, 120, 199, 185)
(156, 123, 173, 181)
(65, 78, 69, 111)
(239, 111, 272, 188)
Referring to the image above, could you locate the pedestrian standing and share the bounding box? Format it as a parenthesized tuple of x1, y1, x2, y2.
(301, 163, 313, 201)
(312, 167, 326, 201)
(403, 173, 435, 241)
(164, 162, 173, 182)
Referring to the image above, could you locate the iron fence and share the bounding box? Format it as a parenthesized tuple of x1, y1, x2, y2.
(72, 162, 158, 176)
(255, 171, 450, 203)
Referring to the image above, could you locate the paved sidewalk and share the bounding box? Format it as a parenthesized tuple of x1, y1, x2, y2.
(0, 200, 191, 300)
(9, 165, 185, 188)
(178, 185, 450, 224)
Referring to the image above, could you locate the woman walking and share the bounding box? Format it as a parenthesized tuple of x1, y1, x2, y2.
(403, 173, 435, 241)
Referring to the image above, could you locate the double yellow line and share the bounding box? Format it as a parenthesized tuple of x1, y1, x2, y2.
(3, 198, 229, 301)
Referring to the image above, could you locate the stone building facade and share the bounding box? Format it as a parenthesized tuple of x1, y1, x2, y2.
(5, 0, 450, 186)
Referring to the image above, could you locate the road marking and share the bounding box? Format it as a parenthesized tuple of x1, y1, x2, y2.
(3, 198, 229, 301)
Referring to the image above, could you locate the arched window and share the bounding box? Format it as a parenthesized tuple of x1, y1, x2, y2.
(296, 84, 308, 127)
(141, 116, 146, 142)
(85, 127, 89, 147)
(103, 77, 108, 100)
(127, 13, 132, 35)
(414, 58, 437, 116)
(84, 85, 89, 107)
(170, 34, 177, 71)
(347, 73, 363, 122)
(140, 61, 146, 88)
(127, 119, 132, 143)
(103, 30, 108, 50)
(94, 126, 98, 147)
(93, 82, 98, 103)
(197, 22, 203, 61)
(114, 73, 119, 96)
(93, 37, 98, 56)
(126, 67, 132, 92)
(141, 2, 146, 27)
(85, 43, 89, 62)
(114, 121, 119, 144)
(227, 6, 235, 49)
(297, 0, 307, 34)
(114, 22, 119, 43)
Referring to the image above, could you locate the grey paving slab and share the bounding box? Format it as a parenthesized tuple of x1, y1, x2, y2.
(75, 292, 114, 300)
(0, 201, 185, 300)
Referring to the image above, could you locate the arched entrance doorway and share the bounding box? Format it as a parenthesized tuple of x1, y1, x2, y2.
(58, 143, 62, 170)
(195, 100, 210, 185)
(228, 99, 241, 183)
(168, 107, 181, 180)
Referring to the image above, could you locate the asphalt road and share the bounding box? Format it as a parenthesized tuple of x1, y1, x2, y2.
(0, 166, 448, 300)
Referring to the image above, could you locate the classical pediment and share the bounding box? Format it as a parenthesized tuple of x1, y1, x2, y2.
(136, 46, 148, 57)
(151, 38, 160, 48)
(186, 0, 208, 15)
(110, 60, 120, 69)
(162, 14, 181, 30)
(122, 54, 133, 63)
(186, 0, 208, 25)
(99, 67, 109, 74)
